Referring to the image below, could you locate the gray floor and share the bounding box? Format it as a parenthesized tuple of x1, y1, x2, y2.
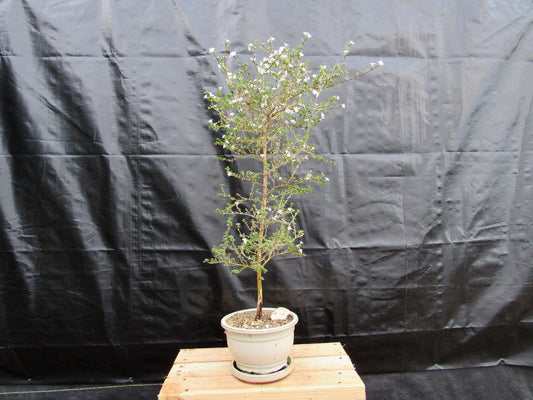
(363, 365, 533, 400)
(0, 383, 161, 399)
(0, 365, 531, 399)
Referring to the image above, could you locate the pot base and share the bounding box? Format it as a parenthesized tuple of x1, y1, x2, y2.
(232, 356, 294, 384)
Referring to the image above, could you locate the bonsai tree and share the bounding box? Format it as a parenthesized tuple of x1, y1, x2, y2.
(204, 33, 382, 321)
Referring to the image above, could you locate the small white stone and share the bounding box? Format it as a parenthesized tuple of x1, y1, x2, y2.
(271, 307, 290, 321)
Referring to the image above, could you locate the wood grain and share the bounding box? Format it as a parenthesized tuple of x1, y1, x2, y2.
(158, 342, 365, 400)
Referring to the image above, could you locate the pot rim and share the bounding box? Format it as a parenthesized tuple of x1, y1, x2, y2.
(221, 307, 298, 334)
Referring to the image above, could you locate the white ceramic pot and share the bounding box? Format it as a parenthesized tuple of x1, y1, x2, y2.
(221, 307, 298, 376)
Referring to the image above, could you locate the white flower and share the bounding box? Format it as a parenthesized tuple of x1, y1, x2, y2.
(348, 40, 355, 45)
(343, 49, 349, 56)
(303, 32, 312, 39)
(224, 39, 230, 46)
(312, 89, 320, 97)
(370, 62, 376, 68)
(268, 36, 275, 42)
(341, 103, 346, 109)
(378, 60, 384, 66)
(208, 119, 213, 124)
(208, 47, 215, 54)
(229, 51, 236, 58)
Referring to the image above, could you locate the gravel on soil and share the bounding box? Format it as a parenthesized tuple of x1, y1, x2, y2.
(226, 310, 293, 329)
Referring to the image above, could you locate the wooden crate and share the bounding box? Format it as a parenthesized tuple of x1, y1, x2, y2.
(158, 342, 365, 400)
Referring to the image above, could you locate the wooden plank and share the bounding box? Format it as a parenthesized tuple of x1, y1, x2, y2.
(159, 342, 365, 400)
(163, 384, 365, 400)
(173, 347, 232, 363)
(291, 342, 348, 358)
(165, 368, 363, 391)
(168, 354, 356, 379)
(173, 342, 348, 364)
(161, 371, 364, 400)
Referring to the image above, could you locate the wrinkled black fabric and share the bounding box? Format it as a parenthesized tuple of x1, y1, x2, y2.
(0, 0, 532, 383)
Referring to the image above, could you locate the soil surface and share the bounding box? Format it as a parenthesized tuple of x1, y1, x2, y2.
(226, 310, 293, 329)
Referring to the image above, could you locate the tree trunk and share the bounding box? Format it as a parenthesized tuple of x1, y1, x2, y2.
(255, 270, 263, 320)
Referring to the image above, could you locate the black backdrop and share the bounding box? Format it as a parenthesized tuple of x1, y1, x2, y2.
(1, 0, 532, 383)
